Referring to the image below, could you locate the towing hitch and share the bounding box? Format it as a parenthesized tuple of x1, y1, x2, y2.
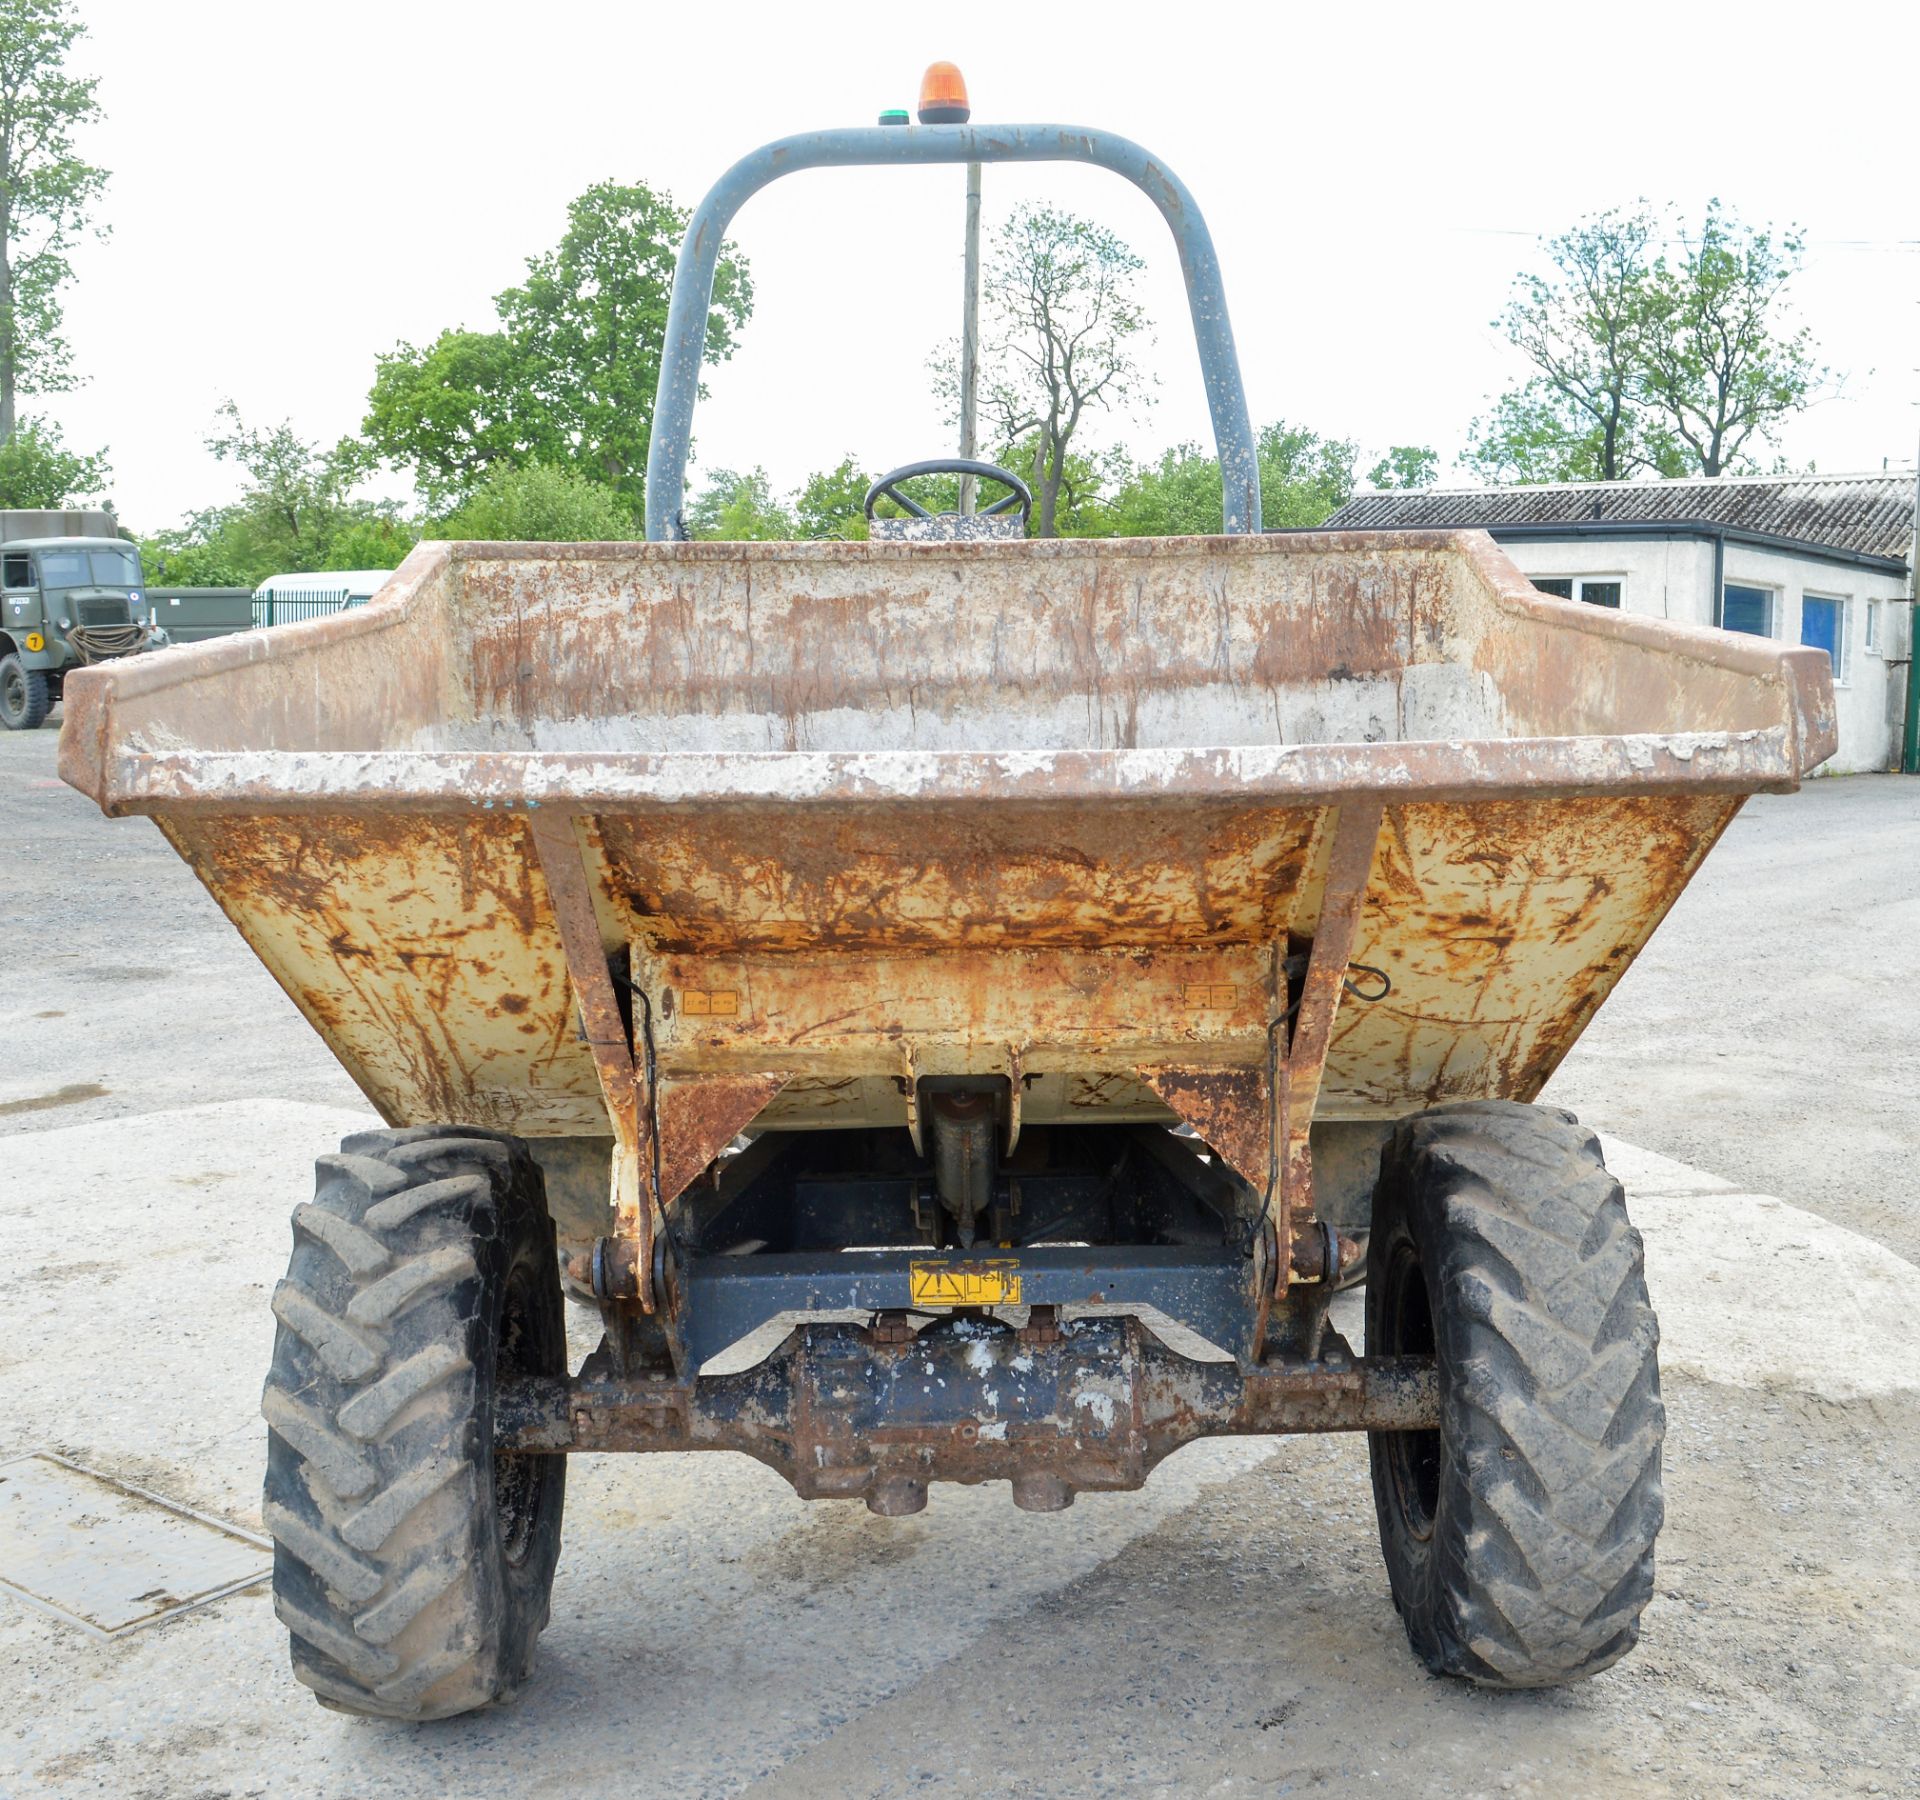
(496, 1314, 1439, 1514)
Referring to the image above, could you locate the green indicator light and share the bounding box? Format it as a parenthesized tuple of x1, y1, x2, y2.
(878, 108, 910, 126)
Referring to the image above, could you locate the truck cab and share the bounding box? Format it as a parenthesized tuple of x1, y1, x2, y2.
(1, 510, 153, 730)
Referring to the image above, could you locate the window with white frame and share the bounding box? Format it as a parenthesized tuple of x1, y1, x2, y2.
(1532, 576, 1624, 608)
(1864, 599, 1880, 655)
(1801, 593, 1849, 682)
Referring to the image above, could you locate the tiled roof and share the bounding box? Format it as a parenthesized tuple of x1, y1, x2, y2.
(1326, 471, 1916, 561)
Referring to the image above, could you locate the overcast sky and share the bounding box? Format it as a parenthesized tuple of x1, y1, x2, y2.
(38, 0, 1920, 532)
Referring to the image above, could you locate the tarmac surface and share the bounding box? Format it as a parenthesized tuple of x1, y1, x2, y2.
(3, 721, 1918, 1797)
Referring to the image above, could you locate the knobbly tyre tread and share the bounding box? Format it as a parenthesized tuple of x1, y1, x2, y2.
(1367, 1100, 1664, 1688)
(262, 1127, 566, 1720)
(0, 654, 51, 731)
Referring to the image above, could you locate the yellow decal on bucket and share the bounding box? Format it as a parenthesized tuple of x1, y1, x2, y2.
(910, 1259, 1022, 1306)
(681, 988, 739, 1017)
(1183, 982, 1237, 1009)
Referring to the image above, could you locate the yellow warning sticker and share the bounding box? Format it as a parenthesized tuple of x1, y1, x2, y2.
(680, 988, 739, 1017)
(909, 1259, 1022, 1307)
(1183, 982, 1238, 1010)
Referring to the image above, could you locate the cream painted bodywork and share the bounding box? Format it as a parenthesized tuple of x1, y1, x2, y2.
(60, 532, 1834, 1216)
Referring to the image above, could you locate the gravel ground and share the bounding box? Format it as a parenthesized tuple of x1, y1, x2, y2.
(4, 718, 1918, 1798)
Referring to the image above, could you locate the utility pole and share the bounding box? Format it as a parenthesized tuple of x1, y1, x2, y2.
(1904, 415, 1920, 772)
(958, 160, 982, 514)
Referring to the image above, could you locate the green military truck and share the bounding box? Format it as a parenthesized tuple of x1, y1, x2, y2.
(1, 509, 153, 730)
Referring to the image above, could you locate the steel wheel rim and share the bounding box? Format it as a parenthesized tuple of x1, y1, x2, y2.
(492, 1260, 549, 1569)
(1380, 1237, 1443, 1544)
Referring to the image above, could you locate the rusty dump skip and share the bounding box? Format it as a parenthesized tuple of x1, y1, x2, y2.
(59, 529, 1834, 1289)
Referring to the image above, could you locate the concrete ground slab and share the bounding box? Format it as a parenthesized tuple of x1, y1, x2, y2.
(1595, 1132, 1739, 1197)
(2, 1099, 1917, 1797)
(0, 1453, 269, 1637)
(1637, 1191, 1920, 1399)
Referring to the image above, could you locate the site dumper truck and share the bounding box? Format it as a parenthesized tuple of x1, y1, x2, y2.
(61, 116, 1835, 1721)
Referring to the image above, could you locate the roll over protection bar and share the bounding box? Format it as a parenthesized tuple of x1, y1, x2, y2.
(644, 123, 1261, 540)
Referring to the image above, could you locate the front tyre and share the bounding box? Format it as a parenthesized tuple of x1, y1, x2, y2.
(262, 1126, 567, 1720)
(0, 654, 51, 730)
(1367, 1100, 1664, 1688)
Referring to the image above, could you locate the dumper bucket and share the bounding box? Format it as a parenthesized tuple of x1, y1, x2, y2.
(61, 530, 1833, 1303)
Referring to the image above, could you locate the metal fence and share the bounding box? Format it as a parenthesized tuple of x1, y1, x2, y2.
(252, 594, 368, 628)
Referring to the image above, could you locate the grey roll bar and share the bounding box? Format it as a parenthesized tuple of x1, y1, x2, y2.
(644, 124, 1261, 540)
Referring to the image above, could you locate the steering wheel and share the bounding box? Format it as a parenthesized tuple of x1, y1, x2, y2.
(864, 459, 1033, 527)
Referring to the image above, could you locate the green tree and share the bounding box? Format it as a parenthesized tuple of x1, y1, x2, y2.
(1095, 441, 1220, 536)
(1100, 422, 1357, 536)
(141, 406, 415, 586)
(941, 204, 1153, 538)
(1469, 200, 1820, 484)
(1257, 422, 1358, 527)
(793, 455, 871, 539)
(431, 461, 633, 542)
(1469, 206, 1678, 484)
(1464, 382, 1627, 485)
(364, 181, 753, 512)
(205, 401, 383, 566)
(1638, 201, 1825, 477)
(0, 411, 107, 504)
(322, 515, 419, 570)
(363, 329, 537, 510)
(686, 466, 792, 540)
(0, 0, 108, 444)
(136, 522, 252, 589)
(1365, 445, 1440, 490)
(1004, 432, 1124, 536)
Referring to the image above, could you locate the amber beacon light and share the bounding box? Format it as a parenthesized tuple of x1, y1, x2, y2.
(916, 61, 971, 124)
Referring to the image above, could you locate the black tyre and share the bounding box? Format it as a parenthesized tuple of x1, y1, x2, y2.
(1366, 1100, 1663, 1688)
(0, 654, 51, 730)
(261, 1126, 567, 1720)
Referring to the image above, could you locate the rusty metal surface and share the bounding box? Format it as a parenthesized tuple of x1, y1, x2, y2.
(58, 531, 1834, 1212)
(1139, 1065, 1274, 1193)
(493, 1315, 1440, 1511)
(598, 800, 1321, 952)
(60, 536, 1834, 781)
(1330, 791, 1746, 1111)
(1278, 798, 1387, 1279)
(655, 1071, 791, 1204)
(151, 809, 605, 1134)
(528, 814, 654, 1307)
(1286, 1220, 1363, 1285)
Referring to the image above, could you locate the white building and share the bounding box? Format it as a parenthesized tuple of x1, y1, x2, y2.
(1328, 472, 1915, 773)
